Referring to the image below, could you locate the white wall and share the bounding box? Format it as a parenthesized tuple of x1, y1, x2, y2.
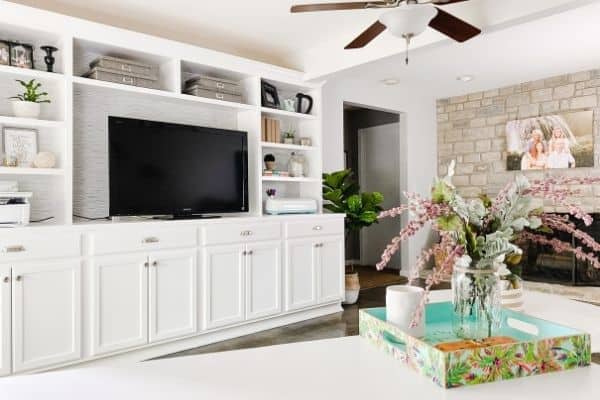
(322, 77, 437, 274)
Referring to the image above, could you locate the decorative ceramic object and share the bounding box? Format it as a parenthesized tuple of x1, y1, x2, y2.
(264, 154, 275, 171)
(282, 98, 296, 112)
(11, 100, 41, 119)
(283, 137, 294, 145)
(33, 151, 56, 168)
(343, 272, 360, 305)
(386, 285, 425, 337)
(299, 137, 312, 146)
(40, 45, 58, 72)
(288, 152, 306, 177)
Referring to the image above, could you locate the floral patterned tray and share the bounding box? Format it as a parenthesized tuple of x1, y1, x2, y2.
(359, 302, 591, 389)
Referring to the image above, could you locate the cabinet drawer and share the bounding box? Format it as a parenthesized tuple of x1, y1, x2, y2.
(202, 223, 281, 245)
(90, 226, 197, 255)
(285, 219, 343, 239)
(0, 230, 81, 261)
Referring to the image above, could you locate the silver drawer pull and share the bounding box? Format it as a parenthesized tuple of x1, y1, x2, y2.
(216, 82, 225, 89)
(247, 250, 253, 256)
(122, 76, 134, 84)
(216, 93, 224, 100)
(240, 230, 253, 236)
(313, 225, 323, 231)
(121, 65, 132, 72)
(2, 277, 9, 283)
(15, 275, 22, 282)
(142, 237, 159, 244)
(5, 245, 25, 253)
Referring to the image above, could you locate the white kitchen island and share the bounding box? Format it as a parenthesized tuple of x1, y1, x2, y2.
(0, 291, 598, 399)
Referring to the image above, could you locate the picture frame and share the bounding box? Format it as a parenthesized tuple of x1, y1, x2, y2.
(10, 42, 34, 69)
(261, 80, 280, 109)
(3, 127, 38, 167)
(0, 40, 9, 66)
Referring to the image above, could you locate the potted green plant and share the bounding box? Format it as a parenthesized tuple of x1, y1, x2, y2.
(9, 79, 51, 119)
(283, 130, 295, 145)
(323, 169, 384, 304)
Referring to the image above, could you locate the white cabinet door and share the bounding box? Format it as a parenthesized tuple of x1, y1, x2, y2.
(0, 265, 10, 376)
(91, 254, 148, 356)
(149, 249, 197, 343)
(318, 237, 344, 303)
(12, 260, 81, 373)
(245, 241, 281, 320)
(285, 239, 317, 311)
(203, 244, 245, 329)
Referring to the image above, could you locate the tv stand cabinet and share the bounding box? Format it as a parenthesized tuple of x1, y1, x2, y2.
(0, 214, 344, 376)
(0, 3, 338, 378)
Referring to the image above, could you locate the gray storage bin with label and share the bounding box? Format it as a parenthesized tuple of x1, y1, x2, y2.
(185, 76, 241, 96)
(90, 56, 158, 80)
(84, 67, 159, 89)
(184, 85, 242, 103)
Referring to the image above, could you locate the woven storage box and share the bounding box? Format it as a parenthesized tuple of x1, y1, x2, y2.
(360, 302, 591, 389)
(184, 85, 242, 103)
(90, 56, 157, 80)
(84, 67, 159, 89)
(185, 76, 241, 95)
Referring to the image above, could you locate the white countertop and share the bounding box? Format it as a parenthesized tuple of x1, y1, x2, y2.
(0, 290, 598, 399)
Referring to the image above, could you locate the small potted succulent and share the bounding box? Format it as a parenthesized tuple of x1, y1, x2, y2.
(9, 79, 51, 119)
(283, 130, 295, 145)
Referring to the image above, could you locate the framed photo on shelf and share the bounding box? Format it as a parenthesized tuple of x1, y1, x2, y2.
(0, 41, 9, 66)
(3, 127, 38, 167)
(10, 42, 34, 69)
(261, 80, 280, 109)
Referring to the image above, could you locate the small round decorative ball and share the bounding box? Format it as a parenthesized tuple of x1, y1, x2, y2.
(33, 152, 56, 169)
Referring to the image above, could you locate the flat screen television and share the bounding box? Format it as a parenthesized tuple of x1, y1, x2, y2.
(108, 116, 248, 218)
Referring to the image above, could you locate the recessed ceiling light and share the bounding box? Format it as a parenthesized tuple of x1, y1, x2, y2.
(381, 78, 400, 86)
(457, 75, 474, 82)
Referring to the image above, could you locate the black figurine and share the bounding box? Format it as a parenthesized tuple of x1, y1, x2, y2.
(40, 46, 58, 72)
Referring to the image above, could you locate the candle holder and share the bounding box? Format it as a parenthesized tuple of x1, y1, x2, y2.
(40, 45, 58, 72)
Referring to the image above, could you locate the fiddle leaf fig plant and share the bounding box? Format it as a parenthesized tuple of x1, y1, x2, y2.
(9, 79, 51, 103)
(323, 169, 384, 237)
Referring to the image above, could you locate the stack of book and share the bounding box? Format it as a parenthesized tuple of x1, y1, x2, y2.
(261, 116, 281, 143)
(263, 170, 289, 177)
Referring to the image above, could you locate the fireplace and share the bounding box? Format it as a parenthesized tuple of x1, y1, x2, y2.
(521, 214, 600, 286)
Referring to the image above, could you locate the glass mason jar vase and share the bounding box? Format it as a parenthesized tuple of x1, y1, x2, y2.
(452, 266, 502, 340)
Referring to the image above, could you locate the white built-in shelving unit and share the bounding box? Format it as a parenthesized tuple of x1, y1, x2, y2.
(0, 4, 324, 225)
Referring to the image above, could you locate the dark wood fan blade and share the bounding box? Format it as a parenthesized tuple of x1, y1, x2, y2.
(345, 20, 386, 49)
(429, 7, 481, 42)
(291, 2, 387, 13)
(430, 0, 470, 4)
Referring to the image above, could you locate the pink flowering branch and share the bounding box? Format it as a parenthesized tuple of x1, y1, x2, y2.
(541, 214, 600, 253)
(409, 244, 464, 328)
(518, 231, 600, 269)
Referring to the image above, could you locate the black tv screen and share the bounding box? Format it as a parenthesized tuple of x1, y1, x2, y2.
(109, 116, 248, 217)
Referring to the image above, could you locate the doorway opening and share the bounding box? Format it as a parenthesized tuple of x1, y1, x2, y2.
(343, 103, 402, 275)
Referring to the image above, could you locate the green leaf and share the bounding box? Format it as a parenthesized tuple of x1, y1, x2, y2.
(347, 194, 362, 213)
(437, 214, 463, 232)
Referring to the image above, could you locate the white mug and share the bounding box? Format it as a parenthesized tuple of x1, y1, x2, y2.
(386, 285, 425, 338)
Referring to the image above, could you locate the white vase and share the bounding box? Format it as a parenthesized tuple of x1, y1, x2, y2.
(11, 101, 41, 119)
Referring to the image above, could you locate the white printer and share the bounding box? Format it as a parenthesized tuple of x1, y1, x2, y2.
(265, 198, 317, 215)
(0, 192, 32, 226)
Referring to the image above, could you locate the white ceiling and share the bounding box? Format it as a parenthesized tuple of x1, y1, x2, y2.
(330, 0, 600, 99)
(6, 0, 596, 78)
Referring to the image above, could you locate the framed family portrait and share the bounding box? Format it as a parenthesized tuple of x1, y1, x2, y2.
(9, 42, 34, 69)
(506, 110, 594, 171)
(0, 40, 9, 66)
(3, 127, 38, 167)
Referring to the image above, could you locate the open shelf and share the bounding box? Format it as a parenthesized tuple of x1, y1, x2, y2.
(0, 65, 64, 81)
(260, 142, 317, 151)
(261, 107, 316, 120)
(261, 176, 320, 183)
(0, 167, 64, 176)
(0, 115, 64, 128)
(73, 76, 257, 112)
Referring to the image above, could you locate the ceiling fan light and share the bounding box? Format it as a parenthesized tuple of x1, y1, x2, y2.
(379, 5, 437, 37)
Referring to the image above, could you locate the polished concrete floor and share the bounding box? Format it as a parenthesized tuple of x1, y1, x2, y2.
(157, 286, 600, 365)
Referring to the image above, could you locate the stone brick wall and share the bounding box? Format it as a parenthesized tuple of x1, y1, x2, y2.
(437, 68, 600, 212)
